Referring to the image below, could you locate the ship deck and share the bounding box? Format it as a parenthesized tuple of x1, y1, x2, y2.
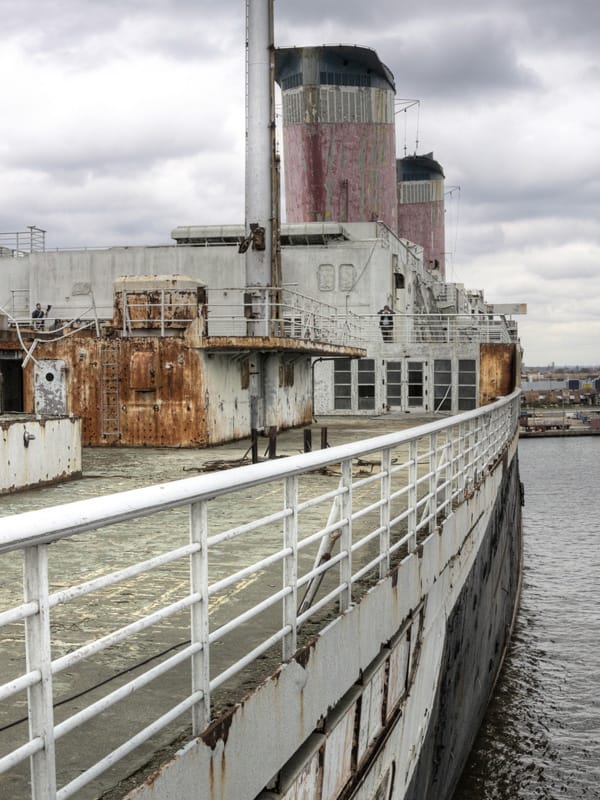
(0, 401, 520, 800)
(0, 413, 433, 800)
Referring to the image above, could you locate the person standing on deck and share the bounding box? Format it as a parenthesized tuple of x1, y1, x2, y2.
(378, 304, 394, 342)
(32, 302, 51, 329)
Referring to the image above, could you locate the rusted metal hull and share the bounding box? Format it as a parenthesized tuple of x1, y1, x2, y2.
(23, 335, 209, 447)
(20, 333, 322, 447)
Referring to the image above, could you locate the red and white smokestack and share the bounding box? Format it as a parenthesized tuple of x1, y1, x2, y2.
(275, 46, 398, 231)
(244, 0, 274, 334)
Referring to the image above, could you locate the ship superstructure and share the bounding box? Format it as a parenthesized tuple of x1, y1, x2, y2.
(0, 35, 525, 444)
(0, 3, 523, 800)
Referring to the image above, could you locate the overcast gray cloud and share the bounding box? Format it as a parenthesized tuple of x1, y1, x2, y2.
(1, 0, 599, 366)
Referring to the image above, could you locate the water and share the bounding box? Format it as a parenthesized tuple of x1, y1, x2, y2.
(454, 436, 600, 799)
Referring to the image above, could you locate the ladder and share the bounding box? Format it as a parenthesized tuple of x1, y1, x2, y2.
(100, 342, 121, 439)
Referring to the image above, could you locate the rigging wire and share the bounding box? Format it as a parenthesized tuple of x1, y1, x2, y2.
(394, 98, 420, 155)
(0, 304, 99, 369)
(444, 186, 461, 282)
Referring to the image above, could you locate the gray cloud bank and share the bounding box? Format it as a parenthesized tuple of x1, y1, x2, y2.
(1, 0, 599, 365)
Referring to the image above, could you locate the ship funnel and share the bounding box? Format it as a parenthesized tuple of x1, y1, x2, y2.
(275, 46, 398, 231)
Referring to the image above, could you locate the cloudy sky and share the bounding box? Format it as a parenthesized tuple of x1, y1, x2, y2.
(2, 0, 599, 367)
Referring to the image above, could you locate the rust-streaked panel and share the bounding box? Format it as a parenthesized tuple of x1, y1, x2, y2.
(283, 122, 398, 231)
(479, 343, 517, 405)
(203, 335, 365, 359)
(113, 280, 205, 332)
(24, 335, 208, 447)
(387, 633, 411, 715)
(130, 350, 161, 391)
(321, 701, 358, 800)
(357, 658, 387, 764)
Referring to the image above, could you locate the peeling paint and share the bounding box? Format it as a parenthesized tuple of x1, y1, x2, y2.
(480, 344, 517, 406)
(201, 705, 237, 750)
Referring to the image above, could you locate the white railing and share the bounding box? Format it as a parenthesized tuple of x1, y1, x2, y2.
(365, 313, 518, 346)
(205, 287, 364, 347)
(0, 227, 46, 257)
(2, 288, 364, 350)
(0, 391, 520, 800)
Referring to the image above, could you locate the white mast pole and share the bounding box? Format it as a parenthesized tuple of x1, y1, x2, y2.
(245, 0, 273, 335)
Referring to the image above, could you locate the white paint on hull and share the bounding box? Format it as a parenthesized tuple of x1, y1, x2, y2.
(0, 415, 82, 494)
(125, 435, 519, 800)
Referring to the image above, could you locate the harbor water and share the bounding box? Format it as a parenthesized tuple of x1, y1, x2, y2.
(454, 436, 600, 799)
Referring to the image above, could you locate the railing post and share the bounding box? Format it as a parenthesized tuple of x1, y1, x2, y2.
(457, 421, 466, 497)
(380, 448, 391, 578)
(23, 545, 56, 800)
(471, 418, 480, 486)
(408, 440, 418, 552)
(282, 475, 298, 661)
(443, 431, 452, 514)
(339, 458, 353, 611)
(122, 290, 127, 337)
(428, 432, 437, 533)
(190, 500, 210, 734)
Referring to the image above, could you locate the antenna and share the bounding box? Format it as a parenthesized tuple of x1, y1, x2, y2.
(444, 186, 461, 281)
(395, 99, 420, 155)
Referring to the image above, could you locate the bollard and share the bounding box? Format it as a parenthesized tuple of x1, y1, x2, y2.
(304, 429, 312, 453)
(321, 427, 328, 449)
(268, 426, 277, 459)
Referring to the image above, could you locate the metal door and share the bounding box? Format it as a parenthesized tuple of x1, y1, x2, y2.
(34, 360, 67, 416)
(386, 361, 402, 409)
(406, 360, 427, 412)
(385, 360, 427, 412)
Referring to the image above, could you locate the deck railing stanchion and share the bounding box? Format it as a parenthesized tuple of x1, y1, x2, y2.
(429, 432, 437, 533)
(380, 448, 392, 578)
(283, 475, 299, 661)
(190, 500, 210, 733)
(340, 459, 353, 610)
(408, 440, 418, 551)
(24, 545, 56, 800)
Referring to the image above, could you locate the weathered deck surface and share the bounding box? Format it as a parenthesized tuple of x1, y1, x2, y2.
(0, 413, 432, 800)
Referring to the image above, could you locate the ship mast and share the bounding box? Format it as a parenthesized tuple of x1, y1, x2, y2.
(244, 0, 277, 335)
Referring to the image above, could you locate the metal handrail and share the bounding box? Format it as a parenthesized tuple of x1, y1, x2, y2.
(4, 287, 364, 348)
(363, 312, 518, 345)
(0, 227, 46, 256)
(0, 390, 520, 799)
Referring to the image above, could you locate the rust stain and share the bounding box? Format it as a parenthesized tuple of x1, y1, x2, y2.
(294, 638, 317, 670)
(113, 285, 206, 332)
(200, 705, 237, 750)
(203, 335, 364, 358)
(23, 334, 208, 447)
(130, 350, 161, 391)
(479, 344, 517, 406)
(0, 470, 82, 496)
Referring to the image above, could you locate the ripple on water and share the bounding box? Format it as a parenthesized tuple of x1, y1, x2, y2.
(454, 437, 600, 800)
